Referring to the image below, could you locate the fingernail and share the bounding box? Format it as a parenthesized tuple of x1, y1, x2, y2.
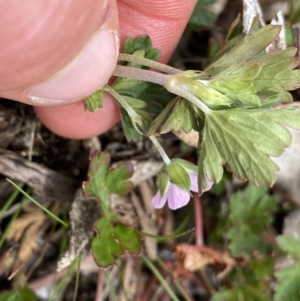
(29, 29, 119, 105)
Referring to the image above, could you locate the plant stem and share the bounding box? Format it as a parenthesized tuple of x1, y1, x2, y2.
(193, 192, 204, 246)
(113, 65, 169, 86)
(149, 135, 171, 165)
(141, 254, 181, 301)
(105, 85, 146, 133)
(165, 76, 211, 115)
(0, 195, 24, 248)
(7, 179, 69, 228)
(105, 270, 119, 301)
(118, 53, 181, 74)
(0, 182, 24, 220)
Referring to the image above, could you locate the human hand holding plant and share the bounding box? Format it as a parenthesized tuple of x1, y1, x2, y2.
(0, 0, 196, 138)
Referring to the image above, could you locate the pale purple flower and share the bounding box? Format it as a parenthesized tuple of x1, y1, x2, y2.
(152, 171, 212, 210)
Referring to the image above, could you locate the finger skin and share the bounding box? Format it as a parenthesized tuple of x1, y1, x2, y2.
(0, 0, 119, 105)
(37, 0, 197, 139)
(0, 0, 117, 91)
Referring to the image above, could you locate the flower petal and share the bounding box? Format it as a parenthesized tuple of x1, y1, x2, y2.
(152, 190, 167, 209)
(189, 171, 213, 193)
(167, 183, 190, 210)
(188, 171, 199, 193)
(204, 178, 213, 192)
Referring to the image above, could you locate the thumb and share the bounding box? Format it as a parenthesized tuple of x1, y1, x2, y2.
(0, 0, 119, 106)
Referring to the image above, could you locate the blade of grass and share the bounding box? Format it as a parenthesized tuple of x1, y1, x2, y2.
(172, 207, 192, 236)
(139, 227, 194, 241)
(7, 179, 69, 228)
(49, 256, 78, 301)
(120, 261, 130, 301)
(73, 254, 81, 301)
(141, 254, 180, 301)
(156, 257, 193, 301)
(104, 270, 119, 301)
(59, 210, 69, 256)
(0, 192, 26, 248)
(0, 182, 24, 219)
(140, 209, 193, 241)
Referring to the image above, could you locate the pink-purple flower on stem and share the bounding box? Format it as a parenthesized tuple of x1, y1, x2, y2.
(152, 170, 212, 210)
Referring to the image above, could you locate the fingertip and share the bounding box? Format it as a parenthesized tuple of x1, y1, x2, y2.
(34, 94, 120, 139)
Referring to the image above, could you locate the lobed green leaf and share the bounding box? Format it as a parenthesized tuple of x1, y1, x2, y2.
(106, 161, 133, 195)
(83, 151, 134, 212)
(275, 263, 300, 301)
(226, 184, 277, 256)
(160, 98, 195, 134)
(206, 25, 281, 72)
(198, 108, 300, 193)
(84, 89, 104, 112)
(83, 151, 111, 210)
(277, 235, 300, 259)
(92, 217, 142, 268)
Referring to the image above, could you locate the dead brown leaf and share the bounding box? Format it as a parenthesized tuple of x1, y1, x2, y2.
(6, 205, 49, 271)
(174, 244, 236, 281)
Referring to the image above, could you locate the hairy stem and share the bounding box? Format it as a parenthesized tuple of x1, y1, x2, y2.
(105, 85, 146, 133)
(193, 192, 204, 246)
(149, 135, 171, 165)
(113, 65, 169, 86)
(118, 53, 181, 74)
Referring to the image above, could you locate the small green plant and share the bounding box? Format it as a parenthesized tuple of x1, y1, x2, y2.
(83, 151, 142, 267)
(86, 22, 300, 200)
(275, 234, 300, 300)
(0, 287, 36, 301)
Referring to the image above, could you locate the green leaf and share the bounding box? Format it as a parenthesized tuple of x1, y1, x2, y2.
(122, 96, 147, 109)
(160, 98, 195, 134)
(106, 161, 133, 195)
(83, 151, 134, 213)
(0, 292, 18, 301)
(198, 108, 300, 193)
(209, 63, 262, 107)
(123, 36, 134, 54)
(18, 288, 36, 301)
(171, 158, 198, 173)
(277, 235, 300, 259)
(122, 35, 161, 64)
(113, 222, 141, 254)
(92, 217, 124, 268)
(120, 108, 143, 142)
(212, 288, 271, 301)
(275, 263, 300, 301)
(118, 82, 173, 114)
(212, 257, 273, 301)
(206, 25, 281, 72)
(131, 35, 152, 52)
(189, 76, 233, 109)
(84, 151, 111, 211)
(147, 97, 178, 136)
(0, 288, 36, 301)
(113, 78, 140, 91)
(226, 184, 277, 256)
(145, 48, 161, 61)
(92, 217, 142, 268)
(188, 0, 217, 29)
(167, 162, 190, 190)
(205, 46, 300, 109)
(158, 167, 169, 197)
(84, 89, 104, 112)
(117, 96, 152, 141)
(289, 0, 300, 24)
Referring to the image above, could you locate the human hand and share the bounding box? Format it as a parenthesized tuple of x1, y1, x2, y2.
(0, 0, 196, 138)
